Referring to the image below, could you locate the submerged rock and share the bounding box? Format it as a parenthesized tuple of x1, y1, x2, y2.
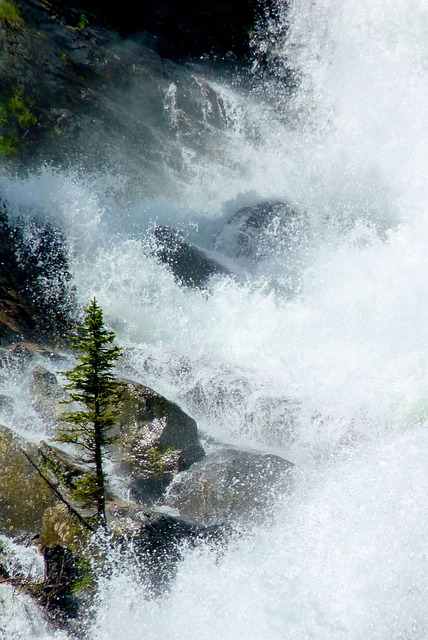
(244, 395, 300, 447)
(164, 446, 294, 527)
(215, 200, 308, 264)
(115, 380, 205, 504)
(111, 507, 228, 593)
(151, 225, 230, 288)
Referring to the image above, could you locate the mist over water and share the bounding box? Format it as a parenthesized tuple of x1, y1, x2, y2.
(3, 0, 428, 637)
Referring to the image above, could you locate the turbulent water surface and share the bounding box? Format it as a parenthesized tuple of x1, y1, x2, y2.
(2, 0, 428, 637)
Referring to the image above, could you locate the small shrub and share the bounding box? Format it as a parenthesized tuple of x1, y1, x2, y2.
(0, 133, 18, 156)
(0, 0, 24, 29)
(8, 88, 37, 128)
(0, 88, 37, 156)
(77, 13, 89, 30)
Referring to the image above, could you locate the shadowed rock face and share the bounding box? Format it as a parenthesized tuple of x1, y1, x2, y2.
(0, 1, 239, 192)
(0, 204, 75, 344)
(49, 0, 265, 59)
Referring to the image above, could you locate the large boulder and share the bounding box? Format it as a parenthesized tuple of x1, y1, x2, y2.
(164, 446, 294, 527)
(151, 225, 230, 288)
(29, 371, 206, 505)
(215, 200, 308, 265)
(115, 381, 205, 504)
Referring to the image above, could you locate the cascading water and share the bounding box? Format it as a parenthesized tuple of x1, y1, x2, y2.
(2, 0, 428, 637)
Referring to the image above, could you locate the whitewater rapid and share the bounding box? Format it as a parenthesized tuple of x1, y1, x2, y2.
(3, 0, 428, 637)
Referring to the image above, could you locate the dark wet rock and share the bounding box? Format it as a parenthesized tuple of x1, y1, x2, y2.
(113, 508, 227, 593)
(50, 0, 264, 59)
(0, 203, 75, 344)
(215, 200, 308, 264)
(4, 342, 40, 367)
(0, 1, 234, 195)
(115, 380, 205, 504)
(41, 544, 81, 617)
(164, 446, 294, 526)
(134, 511, 226, 587)
(151, 225, 230, 288)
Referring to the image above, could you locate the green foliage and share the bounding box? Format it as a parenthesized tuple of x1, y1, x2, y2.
(0, 134, 18, 156)
(77, 13, 89, 30)
(0, 104, 8, 126)
(0, 0, 24, 29)
(8, 88, 37, 128)
(70, 557, 95, 594)
(70, 472, 99, 510)
(58, 298, 122, 528)
(0, 88, 37, 157)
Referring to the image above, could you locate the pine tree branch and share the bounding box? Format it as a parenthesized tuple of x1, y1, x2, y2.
(20, 448, 96, 534)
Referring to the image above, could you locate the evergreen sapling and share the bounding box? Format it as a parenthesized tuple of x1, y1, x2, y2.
(58, 298, 122, 529)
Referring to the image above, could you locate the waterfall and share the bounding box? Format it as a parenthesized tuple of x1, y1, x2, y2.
(2, 0, 428, 637)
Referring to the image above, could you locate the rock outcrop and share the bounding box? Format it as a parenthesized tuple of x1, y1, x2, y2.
(0, 0, 235, 191)
(164, 446, 294, 526)
(0, 426, 57, 535)
(115, 380, 205, 504)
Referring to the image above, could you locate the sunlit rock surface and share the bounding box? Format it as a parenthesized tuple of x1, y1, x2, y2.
(165, 446, 294, 526)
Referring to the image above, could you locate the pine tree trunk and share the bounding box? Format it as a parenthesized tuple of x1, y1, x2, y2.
(94, 401, 107, 527)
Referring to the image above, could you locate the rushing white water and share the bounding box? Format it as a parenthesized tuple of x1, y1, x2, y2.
(3, 0, 428, 637)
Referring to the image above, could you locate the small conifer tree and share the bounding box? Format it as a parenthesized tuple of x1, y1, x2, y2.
(58, 298, 122, 528)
